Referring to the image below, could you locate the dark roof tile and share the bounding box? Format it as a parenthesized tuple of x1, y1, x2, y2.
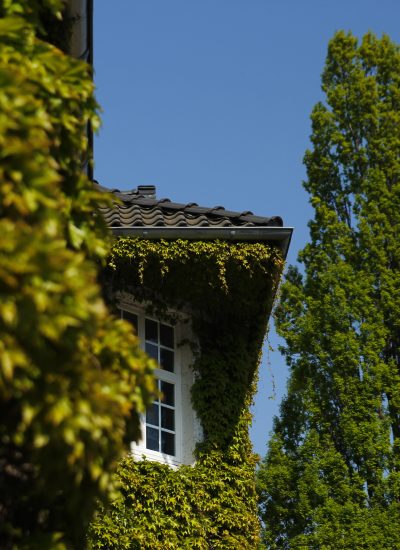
(97, 183, 283, 229)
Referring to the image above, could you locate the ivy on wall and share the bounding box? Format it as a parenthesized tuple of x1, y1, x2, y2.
(89, 238, 283, 549)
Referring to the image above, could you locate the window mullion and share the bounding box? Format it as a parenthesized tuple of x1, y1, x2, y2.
(158, 394, 162, 452)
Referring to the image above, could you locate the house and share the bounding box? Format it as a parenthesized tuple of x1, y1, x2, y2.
(89, 183, 292, 548)
(98, 184, 291, 466)
(62, 2, 291, 468)
(63, 2, 294, 544)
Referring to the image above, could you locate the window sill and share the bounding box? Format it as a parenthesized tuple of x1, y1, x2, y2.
(131, 444, 182, 469)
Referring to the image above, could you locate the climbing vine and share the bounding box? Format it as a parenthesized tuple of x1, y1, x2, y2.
(0, 4, 156, 547)
(89, 238, 283, 549)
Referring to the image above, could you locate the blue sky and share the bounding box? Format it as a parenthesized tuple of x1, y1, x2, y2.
(94, 0, 400, 457)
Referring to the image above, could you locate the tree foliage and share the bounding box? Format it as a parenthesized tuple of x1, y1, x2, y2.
(0, 2, 156, 548)
(258, 31, 400, 548)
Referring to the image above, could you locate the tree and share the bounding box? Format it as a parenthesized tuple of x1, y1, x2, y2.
(258, 31, 400, 548)
(0, 2, 156, 548)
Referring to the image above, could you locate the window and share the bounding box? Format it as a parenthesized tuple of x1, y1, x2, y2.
(143, 318, 176, 457)
(119, 300, 202, 467)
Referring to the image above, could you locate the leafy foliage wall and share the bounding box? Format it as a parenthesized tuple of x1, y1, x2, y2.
(0, 3, 156, 548)
(89, 238, 283, 549)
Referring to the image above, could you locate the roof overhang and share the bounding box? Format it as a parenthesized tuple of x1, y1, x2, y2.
(110, 226, 293, 259)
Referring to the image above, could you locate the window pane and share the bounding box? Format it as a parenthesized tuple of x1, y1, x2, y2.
(146, 427, 159, 452)
(160, 348, 174, 372)
(161, 431, 175, 456)
(121, 310, 138, 333)
(146, 426, 160, 451)
(146, 404, 159, 426)
(160, 381, 174, 406)
(145, 319, 158, 343)
(145, 342, 158, 361)
(161, 407, 174, 431)
(160, 323, 174, 349)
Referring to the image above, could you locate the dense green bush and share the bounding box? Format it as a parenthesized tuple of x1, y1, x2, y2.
(0, 3, 156, 548)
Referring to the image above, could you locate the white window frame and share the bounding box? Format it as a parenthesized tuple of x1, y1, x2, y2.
(118, 300, 186, 467)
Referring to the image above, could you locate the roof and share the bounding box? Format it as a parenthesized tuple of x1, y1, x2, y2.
(98, 184, 283, 229)
(97, 184, 292, 257)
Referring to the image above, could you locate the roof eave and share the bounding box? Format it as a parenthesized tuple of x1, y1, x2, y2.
(110, 226, 293, 259)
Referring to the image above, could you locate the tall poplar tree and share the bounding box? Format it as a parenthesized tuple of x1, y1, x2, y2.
(258, 32, 400, 548)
